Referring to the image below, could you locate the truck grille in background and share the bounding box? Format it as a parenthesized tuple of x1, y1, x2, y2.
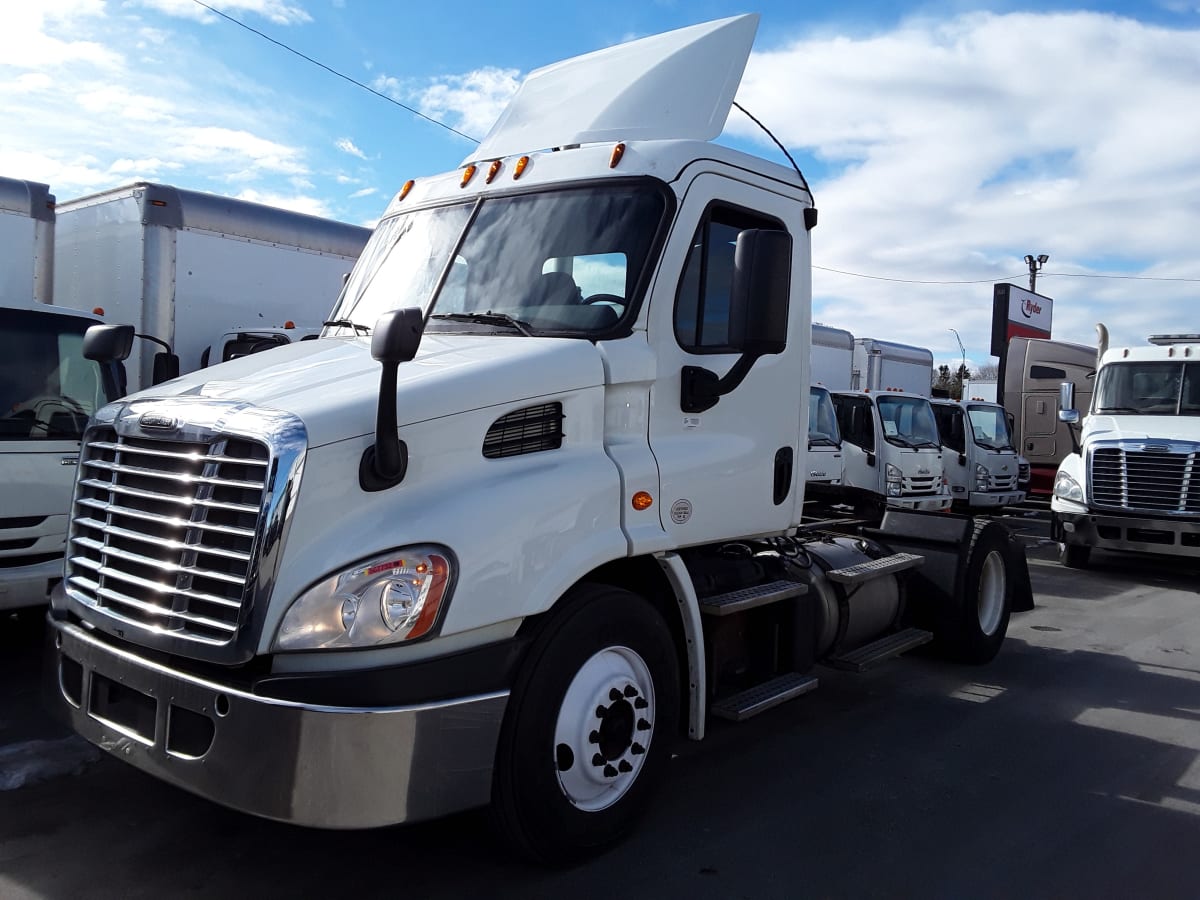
(902, 475, 939, 496)
(67, 427, 269, 645)
(1091, 447, 1198, 513)
(483, 403, 564, 458)
(988, 473, 1019, 492)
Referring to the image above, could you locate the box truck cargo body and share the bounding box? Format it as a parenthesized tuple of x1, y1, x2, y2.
(53, 183, 371, 390)
(852, 338, 934, 396)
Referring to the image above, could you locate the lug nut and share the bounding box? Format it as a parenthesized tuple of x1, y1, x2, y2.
(623, 685, 638, 698)
(595, 706, 607, 718)
(609, 688, 623, 702)
(592, 753, 605, 767)
(589, 730, 600, 744)
(631, 742, 646, 755)
(603, 764, 618, 778)
(618, 760, 633, 773)
(634, 697, 648, 709)
(637, 718, 651, 731)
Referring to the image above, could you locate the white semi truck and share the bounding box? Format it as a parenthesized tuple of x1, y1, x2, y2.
(53, 182, 372, 390)
(46, 17, 1030, 861)
(1051, 325, 1200, 567)
(0, 176, 128, 611)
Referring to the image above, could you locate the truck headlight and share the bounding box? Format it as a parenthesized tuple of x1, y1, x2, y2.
(1053, 471, 1084, 503)
(886, 463, 902, 497)
(274, 546, 453, 651)
(974, 463, 990, 491)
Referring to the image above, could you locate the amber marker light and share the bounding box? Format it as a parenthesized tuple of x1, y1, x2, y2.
(513, 156, 530, 179)
(461, 165, 477, 188)
(486, 160, 502, 183)
(284, 320, 295, 330)
(609, 142, 626, 168)
(632, 491, 654, 511)
(92, 307, 104, 316)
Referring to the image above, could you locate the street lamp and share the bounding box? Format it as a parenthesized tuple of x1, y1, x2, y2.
(949, 328, 967, 398)
(1024, 253, 1049, 293)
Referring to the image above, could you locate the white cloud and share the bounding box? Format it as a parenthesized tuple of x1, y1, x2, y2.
(335, 137, 368, 159)
(234, 188, 330, 217)
(731, 11, 1200, 354)
(373, 66, 521, 141)
(349, 186, 377, 199)
(131, 0, 312, 26)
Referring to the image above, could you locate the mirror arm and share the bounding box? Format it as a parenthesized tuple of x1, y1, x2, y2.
(359, 360, 409, 491)
(681, 354, 761, 414)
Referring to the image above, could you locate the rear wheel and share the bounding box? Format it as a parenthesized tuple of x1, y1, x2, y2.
(1060, 542, 1090, 569)
(491, 583, 679, 864)
(935, 523, 1013, 664)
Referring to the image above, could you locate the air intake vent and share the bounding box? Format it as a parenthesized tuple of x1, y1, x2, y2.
(483, 403, 564, 459)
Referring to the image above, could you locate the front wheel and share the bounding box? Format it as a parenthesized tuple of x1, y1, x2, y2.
(491, 583, 679, 863)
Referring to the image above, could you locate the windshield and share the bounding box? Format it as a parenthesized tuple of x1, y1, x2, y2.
(876, 395, 941, 449)
(0, 309, 120, 442)
(808, 387, 841, 446)
(327, 182, 668, 337)
(966, 404, 1015, 450)
(1093, 361, 1200, 416)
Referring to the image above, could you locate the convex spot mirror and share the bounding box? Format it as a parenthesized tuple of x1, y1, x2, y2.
(82, 324, 135, 363)
(1058, 381, 1079, 424)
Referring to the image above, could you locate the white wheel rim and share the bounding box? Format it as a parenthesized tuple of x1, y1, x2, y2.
(977, 550, 1006, 636)
(553, 645, 655, 812)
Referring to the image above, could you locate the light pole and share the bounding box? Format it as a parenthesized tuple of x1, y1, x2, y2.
(1023, 253, 1048, 293)
(949, 328, 967, 399)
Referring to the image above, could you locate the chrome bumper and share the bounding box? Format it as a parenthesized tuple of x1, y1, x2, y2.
(1052, 510, 1200, 558)
(47, 617, 508, 828)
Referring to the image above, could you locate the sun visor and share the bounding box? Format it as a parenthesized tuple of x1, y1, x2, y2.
(464, 14, 759, 165)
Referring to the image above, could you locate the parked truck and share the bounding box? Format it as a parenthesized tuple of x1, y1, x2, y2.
(53, 182, 372, 390)
(1051, 325, 1200, 567)
(931, 399, 1025, 510)
(806, 324, 851, 488)
(0, 176, 127, 611)
(852, 338, 934, 395)
(46, 16, 1030, 862)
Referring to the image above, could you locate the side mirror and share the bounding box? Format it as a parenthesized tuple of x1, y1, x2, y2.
(729, 229, 791, 355)
(83, 324, 135, 363)
(152, 352, 180, 385)
(1057, 381, 1079, 423)
(360, 308, 425, 492)
(866, 451, 876, 468)
(958, 453, 967, 466)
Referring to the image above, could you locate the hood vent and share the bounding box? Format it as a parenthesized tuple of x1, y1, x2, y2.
(483, 403, 564, 458)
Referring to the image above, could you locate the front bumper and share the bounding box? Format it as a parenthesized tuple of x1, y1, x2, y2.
(0, 556, 62, 611)
(888, 494, 952, 512)
(966, 489, 1025, 509)
(46, 617, 509, 828)
(1051, 510, 1200, 558)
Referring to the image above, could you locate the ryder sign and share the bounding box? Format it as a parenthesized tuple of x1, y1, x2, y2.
(991, 283, 1053, 355)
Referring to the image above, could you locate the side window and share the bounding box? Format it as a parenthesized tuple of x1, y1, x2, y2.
(674, 205, 784, 353)
(835, 397, 875, 452)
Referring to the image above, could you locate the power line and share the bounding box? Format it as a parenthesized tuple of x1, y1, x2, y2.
(816, 265, 1200, 285)
(1043, 271, 1200, 283)
(189, 0, 479, 143)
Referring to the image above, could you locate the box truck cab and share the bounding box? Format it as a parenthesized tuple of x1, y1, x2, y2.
(46, 16, 1027, 862)
(0, 303, 126, 610)
(832, 389, 951, 512)
(1052, 326, 1200, 566)
(931, 399, 1025, 510)
(807, 325, 852, 487)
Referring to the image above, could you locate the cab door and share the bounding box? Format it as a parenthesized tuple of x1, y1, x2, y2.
(646, 175, 807, 545)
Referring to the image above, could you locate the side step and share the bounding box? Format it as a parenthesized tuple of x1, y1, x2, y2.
(825, 627, 933, 672)
(699, 579, 808, 617)
(711, 672, 819, 722)
(826, 552, 924, 585)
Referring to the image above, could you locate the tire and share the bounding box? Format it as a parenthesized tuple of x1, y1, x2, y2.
(934, 522, 1012, 664)
(1060, 542, 1090, 569)
(491, 583, 680, 864)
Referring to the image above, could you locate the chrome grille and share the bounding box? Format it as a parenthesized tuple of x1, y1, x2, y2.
(67, 426, 269, 645)
(902, 475, 939, 496)
(1091, 446, 1197, 513)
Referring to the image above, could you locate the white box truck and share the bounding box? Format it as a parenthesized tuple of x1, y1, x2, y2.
(806, 324, 852, 487)
(931, 399, 1025, 510)
(1051, 325, 1200, 566)
(852, 338, 934, 395)
(53, 183, 371, 390)
(0, 176, 128, 611)
(46, 17, 1030, 862)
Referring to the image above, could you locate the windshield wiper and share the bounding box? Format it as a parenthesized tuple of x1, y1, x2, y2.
(322, 318, 370, 334)
(1094, 406, 1141, 414)
(429, 311, 534, 336)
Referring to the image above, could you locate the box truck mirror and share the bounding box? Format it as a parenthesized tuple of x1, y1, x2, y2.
(152, 352, 180, 385)
(82, 324, 135, 363)
(360, 308, 425, 492)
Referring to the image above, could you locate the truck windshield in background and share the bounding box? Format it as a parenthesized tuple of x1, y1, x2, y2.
(876, 395, 940, 449)
(1093, 361, 1200, 416)
(966, 404, 1016, 451)
(328, 182, 669, 338)
(809, 386, 840, 446)
(0, 309, 119, 442)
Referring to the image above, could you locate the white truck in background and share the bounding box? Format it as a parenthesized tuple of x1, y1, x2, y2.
(0, 176, 128, 611)
(931, 399, 1025, 510)
(806, 324, 851, 488)
(53, 182, 371, 391)
(852, 338, 934, 395)
(1052, 325, 1200, 567)
(46, 17, 1031, 862)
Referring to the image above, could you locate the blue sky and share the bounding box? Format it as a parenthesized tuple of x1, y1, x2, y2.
(4, 0, 1199, 369)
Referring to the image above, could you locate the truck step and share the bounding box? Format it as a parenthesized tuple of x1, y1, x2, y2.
(825, 628, 933, 672)
(825, 552, 924, 585)
(710, 673, 819, 722)
(698, 580, 808, 617)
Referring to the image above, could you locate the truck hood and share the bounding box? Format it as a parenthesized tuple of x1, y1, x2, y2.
(128, 334, 605, 447)
(1082, 414, 1200, 446)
